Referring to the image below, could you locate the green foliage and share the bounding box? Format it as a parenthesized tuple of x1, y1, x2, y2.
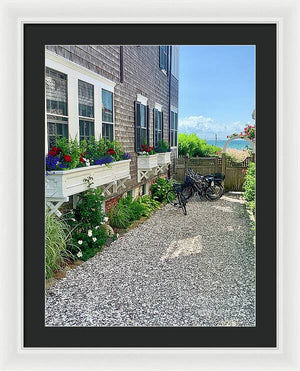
(178, 133, 221, 157)
(156, 139, 170, 153)
(150, 177, 173, 204)
(45, 211, 72, 279)
(137, 195, 161, 217)
(109, 194, 161, 229)
(64, 188, 108, 261)
(243, 162, 256, 214)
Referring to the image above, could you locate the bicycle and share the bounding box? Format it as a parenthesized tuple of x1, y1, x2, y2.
(183, 169, 224, 201)
(166, 182, 187, 215)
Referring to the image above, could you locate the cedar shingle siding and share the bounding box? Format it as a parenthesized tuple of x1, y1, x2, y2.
(46, 45, 178, 194)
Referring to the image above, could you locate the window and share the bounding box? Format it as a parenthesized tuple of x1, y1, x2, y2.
(154, 108, 163, 148)
(142, 184, 146, 195)
(159, 46, 168, 72)
(78, 80, 94, 141)
(102, 89, 114, 141)
(170, 110, 178, 147)
(135, 101, 148, 152)
(45, 67, 68, 148)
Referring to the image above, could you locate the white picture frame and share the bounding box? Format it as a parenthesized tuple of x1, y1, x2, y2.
(1, 0, 299, 369)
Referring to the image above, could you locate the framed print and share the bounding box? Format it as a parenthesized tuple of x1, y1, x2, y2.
(1, 0, 300, 370)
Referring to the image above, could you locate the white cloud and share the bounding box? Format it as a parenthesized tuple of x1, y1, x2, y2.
(178, 115, 249, 140)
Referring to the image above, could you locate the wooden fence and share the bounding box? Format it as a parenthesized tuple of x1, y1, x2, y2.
(174, 155, 254, 191)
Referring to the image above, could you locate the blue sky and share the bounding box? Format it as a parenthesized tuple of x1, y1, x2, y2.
(178, 45, 255, 140)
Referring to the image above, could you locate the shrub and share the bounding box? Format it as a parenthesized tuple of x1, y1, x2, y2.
(178, 133, 221, 157)
(150, 177, 173, 204)
(243, 162, 255, 213)
(137, 195, 161, 217)
(45, 211, 72, 279)
(64, 188, 108, 261)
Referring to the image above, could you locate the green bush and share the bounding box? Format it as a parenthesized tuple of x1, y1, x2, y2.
(243, 162, 255, 213)
(64, 188, 108, 261)
(150, 177, 173, 204)
(109, 194, 161, 229)
(45, 211, 72, 279)
(137, 195, 161, 217)
(178, 133, 221, 157)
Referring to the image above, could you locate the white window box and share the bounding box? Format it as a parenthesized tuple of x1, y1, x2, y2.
(157, 152, 171, 165)
(137, 154, 158, 170)
(46, 159, 131, 200)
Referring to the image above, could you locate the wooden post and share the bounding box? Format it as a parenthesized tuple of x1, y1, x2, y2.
(214, 156, 218, 174)
(222, 153, 226, 187)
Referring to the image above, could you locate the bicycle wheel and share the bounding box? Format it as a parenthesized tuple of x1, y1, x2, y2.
(181, 184, 194, 201)
(167, 189, 178, 206)
(206, 183, 224, 201)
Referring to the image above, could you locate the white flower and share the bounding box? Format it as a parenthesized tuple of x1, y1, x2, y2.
(77, 251, 83, 258)
(92, 237, 97, 242)
(104, 217, 109, 222)
(88, 229, 92, 237)
(100, 222, 105, 225)
(86, 160, 90, 167)
(95, 226, 100, 229)
(71, 218, 76, 222)
(78, 240, 83, 245)
(116, 233, 119, 238)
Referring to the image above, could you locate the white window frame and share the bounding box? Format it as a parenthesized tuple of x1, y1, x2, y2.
(45, 50, 115, 153)
(171, 45, 179, 79)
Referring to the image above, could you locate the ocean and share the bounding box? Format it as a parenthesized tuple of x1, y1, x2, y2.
(206, 139, 250, 150)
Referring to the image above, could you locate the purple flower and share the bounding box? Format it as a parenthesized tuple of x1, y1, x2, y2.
(94, 155, 114, 165)
(123, 152, 131, 160)
(45, 155, 60, 171)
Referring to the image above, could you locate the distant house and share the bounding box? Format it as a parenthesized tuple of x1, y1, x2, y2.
(45, 45, 179, 210)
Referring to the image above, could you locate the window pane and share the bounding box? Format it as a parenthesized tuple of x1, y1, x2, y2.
(102, 123, 114, 141)
(102, 90, 113, 123)
(171, 112, 175, 129)
(45, 68, 68, 116)
(78, 80, 94, 118)
(79, 120, 94, 141)
(175, 113, 178, 130)
(141, 127, 147, 147)
(47, 115, 68, 149)
(140, 104, 146, 128)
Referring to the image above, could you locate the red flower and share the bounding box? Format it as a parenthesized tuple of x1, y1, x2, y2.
(145, 149, 151, 152)
(83, 152, 86, 155)
(64, 155, 72, 162)
(48, 150, 57, 157)
(149, 146, 154, 151)
(107, 148, 115, 155)
(80, 157, 85, 163)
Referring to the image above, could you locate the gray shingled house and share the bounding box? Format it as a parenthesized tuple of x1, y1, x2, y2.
(45, 45, 179, 212)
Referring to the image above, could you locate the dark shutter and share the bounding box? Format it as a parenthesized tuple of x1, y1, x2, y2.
(134, 101, 141, 152)
(147, 105, 150, 146)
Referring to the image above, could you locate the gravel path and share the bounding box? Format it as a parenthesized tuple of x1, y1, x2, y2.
(45, 196, 255, 327)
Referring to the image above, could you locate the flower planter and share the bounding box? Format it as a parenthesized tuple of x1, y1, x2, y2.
(157, 152, 171, 166)
(137, 154, 158, 170)
(46, 160, 131, 199)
